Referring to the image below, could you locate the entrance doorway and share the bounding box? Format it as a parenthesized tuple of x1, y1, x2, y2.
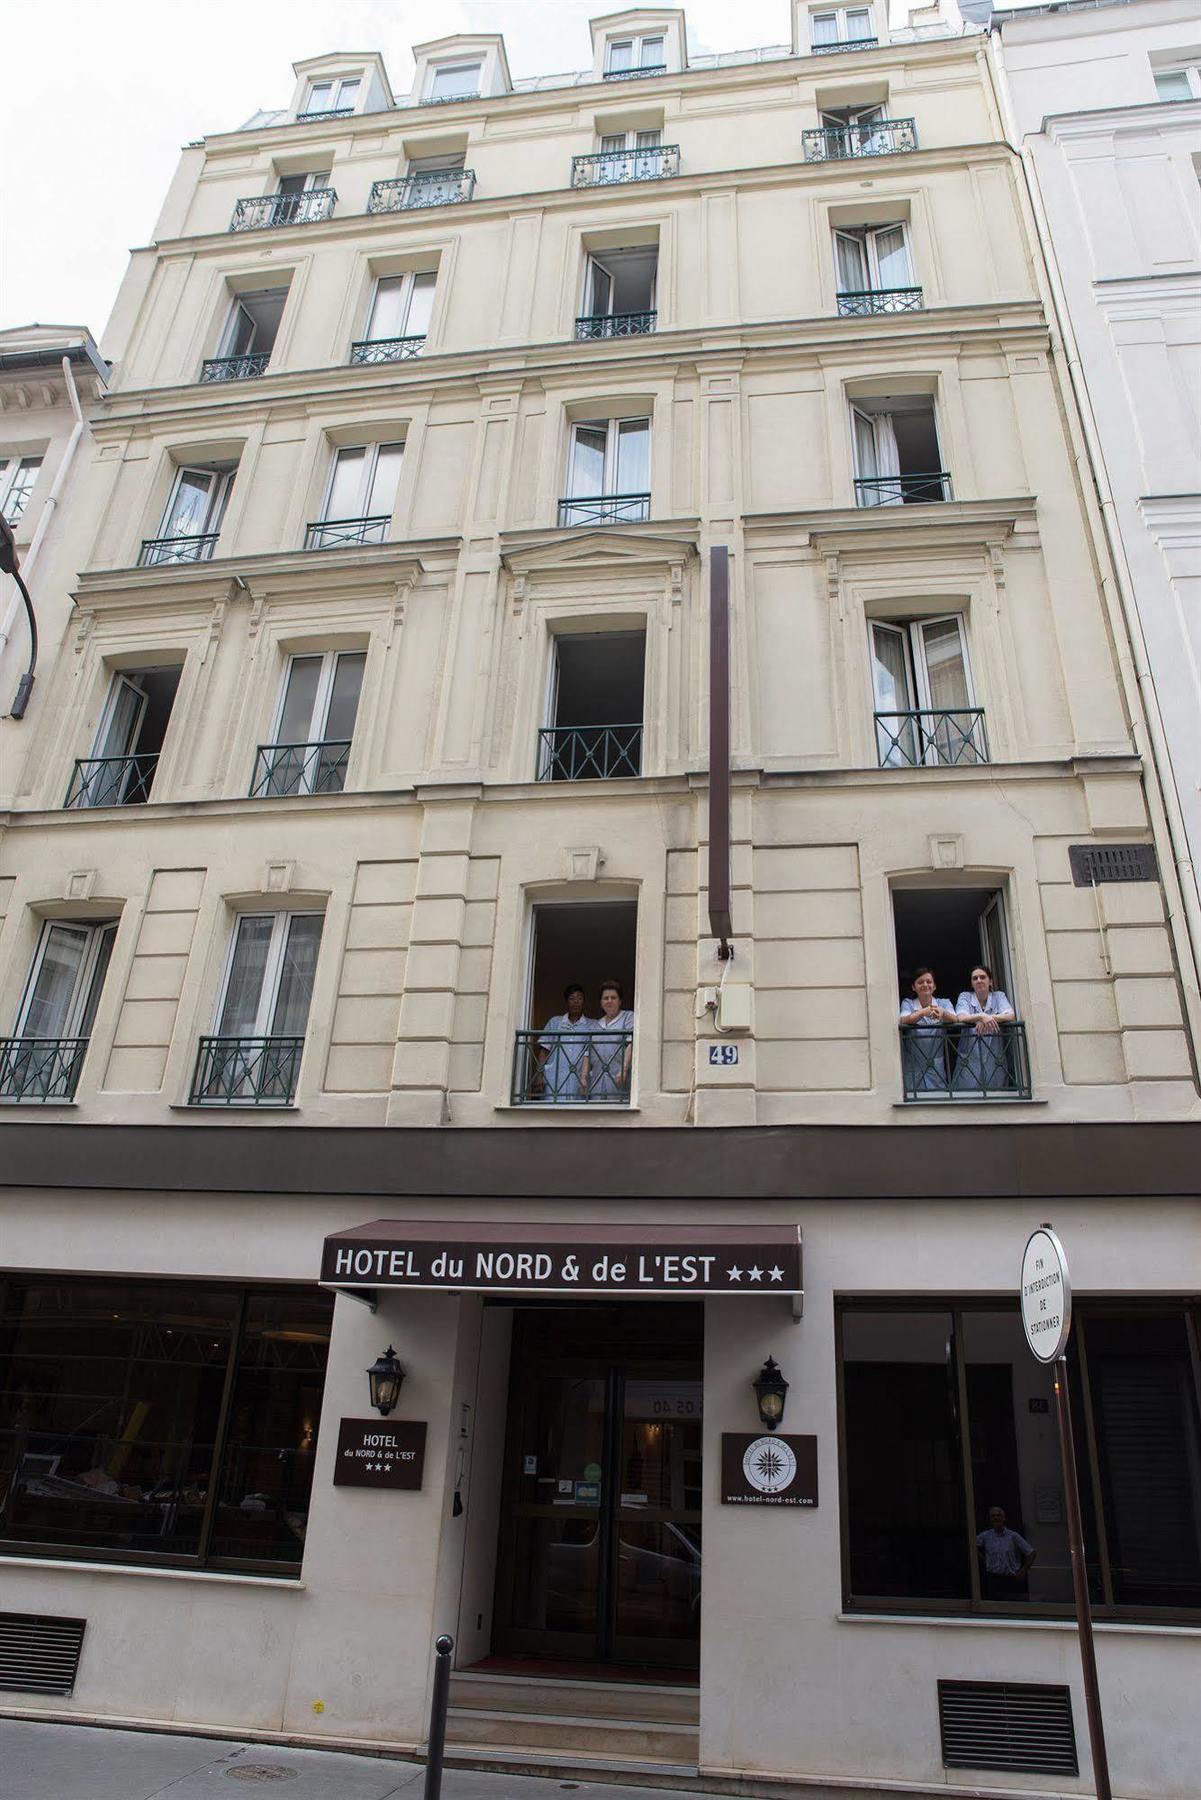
(493, 1304, 702, 1670)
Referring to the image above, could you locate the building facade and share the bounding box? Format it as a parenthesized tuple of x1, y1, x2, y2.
(0, 7, 1198, 1796)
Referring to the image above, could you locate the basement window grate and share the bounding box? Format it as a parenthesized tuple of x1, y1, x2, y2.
(938, 1680, 1077, 1775)
(1069, 842, 1158, 885)
(0, 1611, 87, 1696)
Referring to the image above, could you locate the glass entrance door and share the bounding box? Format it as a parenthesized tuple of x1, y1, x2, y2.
(494, 1305, 703, 1669)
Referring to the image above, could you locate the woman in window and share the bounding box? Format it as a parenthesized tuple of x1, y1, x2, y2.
(583, 980, 635, 1100)
(899, 967, 958, 1093)
(953, 964, 1015, 1093)
(535, 983, 593, 1102)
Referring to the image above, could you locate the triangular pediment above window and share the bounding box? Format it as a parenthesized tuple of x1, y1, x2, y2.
(500, 522, 700, 578)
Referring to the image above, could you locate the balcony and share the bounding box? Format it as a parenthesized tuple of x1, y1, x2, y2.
(558, 493, 651, 527)
(837, 287, 924, 317)
(349, 335, 425, 365)
(200, 352, 272, 383)
(875, 709, 989, 768)
(537, 724, 642, 781)
(368, 169, 476, 211)
(230, 189, 337, 231)
(572, 145, 679, 187)
(304, 516, 390, 550)
(138, 533, 219, 567)
(0, 1037, 88, 1103)
(511, 1028, 633, 1105)
(575, 310, 657, 340)
(189, 1035, 304, 1106)
(66, 753, 159, 809)
(250, 740, 351, 798)
(603, 63, 667, 80)
(802, 119, 917, 161)
(811, 37, 878, 53)
(855, 472, 951, 507)
(901, 1022, 1031, 1102)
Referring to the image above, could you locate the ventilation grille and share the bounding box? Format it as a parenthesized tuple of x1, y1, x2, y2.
(1069, 842, 1158, 885)
(938, 1680, 1077, 1775)
(0, 1612, 86, 1696)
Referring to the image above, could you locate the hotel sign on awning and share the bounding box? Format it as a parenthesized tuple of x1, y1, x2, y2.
(321, 1220, 802, 1296)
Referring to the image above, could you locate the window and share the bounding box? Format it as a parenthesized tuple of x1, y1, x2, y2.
(538, 631, 645, 781)
(1154, 67, 1200, 101)
(605, 34, 666, 76)
(851, 396, 948, 506)
(0, 456, 42, 524)
(251, 651, 365, 797)
(578, 246, 658, 338)
(560, 418, 651, 525)
(191, 912, 323, 1106)
(869, 617, 985, 767)
(1, 921, 116, 1102)
(67, 666, 182, 807)
(140, 465, 232, 564)
(203, 288, 286, 381)
(513, 901, 638, 1105)
(811, 7, 875, 49)
(838, 1302, 1201, 1619)
(427, 62, 481, 102)
(834, 224, 919, 313)
(893, 886, 1027, 1100)
(407, 152, 467, 203)
(599, 128, 661, 154)
(306, 442, 404, 548)
(576, 132, 676, 188)
(0, 1275, 332, 1574)
(274, 170, 334, 223)
(300, 75, 360, 117)
(350, 272, 436, 363)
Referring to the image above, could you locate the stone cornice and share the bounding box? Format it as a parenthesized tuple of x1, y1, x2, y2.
(500, 521, 701, 572)
(1042, 96, 1201, 143)
(73, 538, 461, 605)
(743, 495, 1039, 549)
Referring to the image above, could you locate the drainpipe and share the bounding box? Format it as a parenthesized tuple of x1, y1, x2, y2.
(0, 355, 89, 660)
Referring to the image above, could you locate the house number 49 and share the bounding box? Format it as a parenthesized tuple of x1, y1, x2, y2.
(708, 1044, 739, 1065)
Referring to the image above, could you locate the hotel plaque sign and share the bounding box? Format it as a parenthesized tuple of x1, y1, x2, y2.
(333, 1418, 427, 1490)
(721, 1433, 818, 1507)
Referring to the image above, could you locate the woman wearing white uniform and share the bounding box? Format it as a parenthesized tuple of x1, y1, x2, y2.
(953, 964, 1015, 1093)
(536, 983, 594, 1102)
(898, 967, 959, 1093)
(583, 980, 635, 1101)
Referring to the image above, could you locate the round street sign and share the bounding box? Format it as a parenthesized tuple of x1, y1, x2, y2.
(1021, 1225, 1072, 1362)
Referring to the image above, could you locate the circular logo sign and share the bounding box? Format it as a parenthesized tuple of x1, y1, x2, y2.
(1020, 1226, 1072, 1363)
(742, 1434, 798, 1495)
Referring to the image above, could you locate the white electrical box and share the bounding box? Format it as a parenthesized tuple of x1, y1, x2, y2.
(716, 983, 753, 1032)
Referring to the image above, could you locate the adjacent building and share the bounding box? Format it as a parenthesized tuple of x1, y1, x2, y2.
(0, 8, 1198, 1797)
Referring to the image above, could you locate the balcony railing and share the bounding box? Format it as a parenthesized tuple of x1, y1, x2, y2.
(575, 310, 657, 340)
(572, 145, 679, 187)
(537, 724, 643, 781)
(189, 1036, 304, 1106)
(420, 90, 479, 106)
(603, 63, 667, 80)
(297, 106, 355, 122)
(901, 1022, 1031, 1102)
(837, 287, 924, 316)
(304, 516, 390, 550)
(511, 1029, 634, 1105)
(368, 169, 476, 211)
(200, 352, 272, 383)
(138, 533, 219, 567)
(558, 493, 651, 527)
(811, 37, 878, 53)
(66, 753, 159, 809)
(0, 1037, 89, 1103)
(802, 119, 917, 161)
(250, 740, 351, 798)
(855, 472, 951, 507)
(875, 709, 989, 769)
(230, 189, 337, 231)
(349, 335, 425, 364)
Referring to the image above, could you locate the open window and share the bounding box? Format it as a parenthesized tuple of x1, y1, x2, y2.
(251, 650, 365, 797)
(834, 224, 920, 315)
(577, 128, 675, 188)
(560, 417, 650, 526)
(274, 170, 334, 223)
(893, 886, 1028, 1101)
(512, 901, 638, 1106)
(306, 442, 403, 549)
(2, 920, 117, 1102)
(578, 246, 658, 340)
(0, 456, 42, 525)
(140, 463, 233, 565)
(807, 105, 913, 162)
(67, 665, 182, 808)
(191, 912, 323, 1106)
(851, 395, 948, 507)
(351, 272, 435, 364)
(538, 630, 645, 781)
(203, 287, 287, 382)
(869, 616, 986, 767)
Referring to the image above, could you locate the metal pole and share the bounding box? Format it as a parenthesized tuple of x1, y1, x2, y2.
(423, 1632, 454, 1800)
(1053, 1357, 1112, 1800)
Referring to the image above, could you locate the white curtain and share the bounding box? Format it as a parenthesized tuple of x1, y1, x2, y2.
(218, 917, 274, 1037)
(835, 232, 867, 293)
(24, 926, 88, 1037)
(271, 917, 323, 1036)
(875, 412, 902, 503)
(872, 226, 910, 289)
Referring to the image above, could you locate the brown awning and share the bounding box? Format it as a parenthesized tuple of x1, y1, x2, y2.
(321, 1219, 801, 1297)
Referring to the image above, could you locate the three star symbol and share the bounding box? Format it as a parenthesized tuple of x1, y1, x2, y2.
(726, 1264, 787, 1283)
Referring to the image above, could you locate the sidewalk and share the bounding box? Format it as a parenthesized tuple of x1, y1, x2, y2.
(0, 1719, 730, 1800)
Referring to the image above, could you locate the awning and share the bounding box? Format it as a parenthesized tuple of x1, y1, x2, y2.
(321, 1220, 802, 1297)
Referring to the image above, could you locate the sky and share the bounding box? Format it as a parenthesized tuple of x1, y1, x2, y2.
(3, 0, 816, 341)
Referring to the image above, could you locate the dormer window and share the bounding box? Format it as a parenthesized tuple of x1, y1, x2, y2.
(426, 62, 481, 103)
(605, 34, 667, 79)
(810, 7, 876, 52)
(300, 75, 361, 120)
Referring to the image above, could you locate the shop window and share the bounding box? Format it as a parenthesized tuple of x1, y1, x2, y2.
(251, 650, 365, 797)
(202, 287, 288, 383)
(66, 665, 182, 808)
(851, 395, 949, 506)
(893, 885, 1028, 1100)
(559, 417, 650, 526)
(305, 441, 404, 549)
(869, 616, 986, 768)
(512, 900, 637, 1105)
(350, 272, 436, 364)
(1, 921, 116, 1103)
(538, 630, 645, 781)
(140, 462, 234, 566)
(0, 1276, 332, 1574)
(577, 245, 658, 340)
(838, 1302, 1201, 1619)
(0, 456, 43, 525)
(189, 911, 323, 1106)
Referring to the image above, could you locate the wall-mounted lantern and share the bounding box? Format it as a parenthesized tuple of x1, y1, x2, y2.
(752, 1355, 789, 1431)
(366, 1345, 405, 1416)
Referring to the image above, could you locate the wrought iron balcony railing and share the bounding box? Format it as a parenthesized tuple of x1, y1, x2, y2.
(138, 532, 220, 567)
(419, 91, 479, 105)
(811, 37, 878, 53)
(511, 1029, 634, 1106)
(901, 1021, 1031, 1102)
(230, 189, 337, 231)
(537, 724, 642, 781)
(66, 753, 159, 809)
(572, 145, 679, 187)
(603, 63, 667, 80)
(855, 471, 951, 507)
(802, 119, 917, 161)
(200, 352, 272, 383)
(304, 515, 390, 550)
(349, 335, 426, 364)
(250, 739, 351, 798)
(575, 310, 657, 340)
(558, 493, 651, 527)
(368, 169, 476, 211)
(297, 106, 355, 122)
(189, 1035, 304, 1106)
(0, 1037, 89, 1103)
(875, 709, 989, 769)
(837, 287, 924, 316)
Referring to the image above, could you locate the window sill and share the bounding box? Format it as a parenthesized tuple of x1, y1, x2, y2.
(168, 1102, 300, 1114)
(494, 1103, 640, 1114)
(0, 1553, 304, 1590)
(893, 1098, 1047, 1110)
(838, 1611, 1201, 1637)
(0, 1100, 78, 1108)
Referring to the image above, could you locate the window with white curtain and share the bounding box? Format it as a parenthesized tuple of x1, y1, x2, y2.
(215, 914, 324, 1043)
(256, 651, 365, 796)
(321, 443, 404, 522)
(810, 6, 874, 47)
(301, 75, 361, 116)
(157, 466, 233, 540)
(834, 224, 912, 295)
(560, 419, 651, 523)
(363, 273, 436, 343)
(606, 34, 666, 73)
(14, 922, 117, 1044)
(427, 62, 481, 101)
(870, 616, 984, 766)
(851, 397, 945, 506)
(0, 456, 43, 524)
